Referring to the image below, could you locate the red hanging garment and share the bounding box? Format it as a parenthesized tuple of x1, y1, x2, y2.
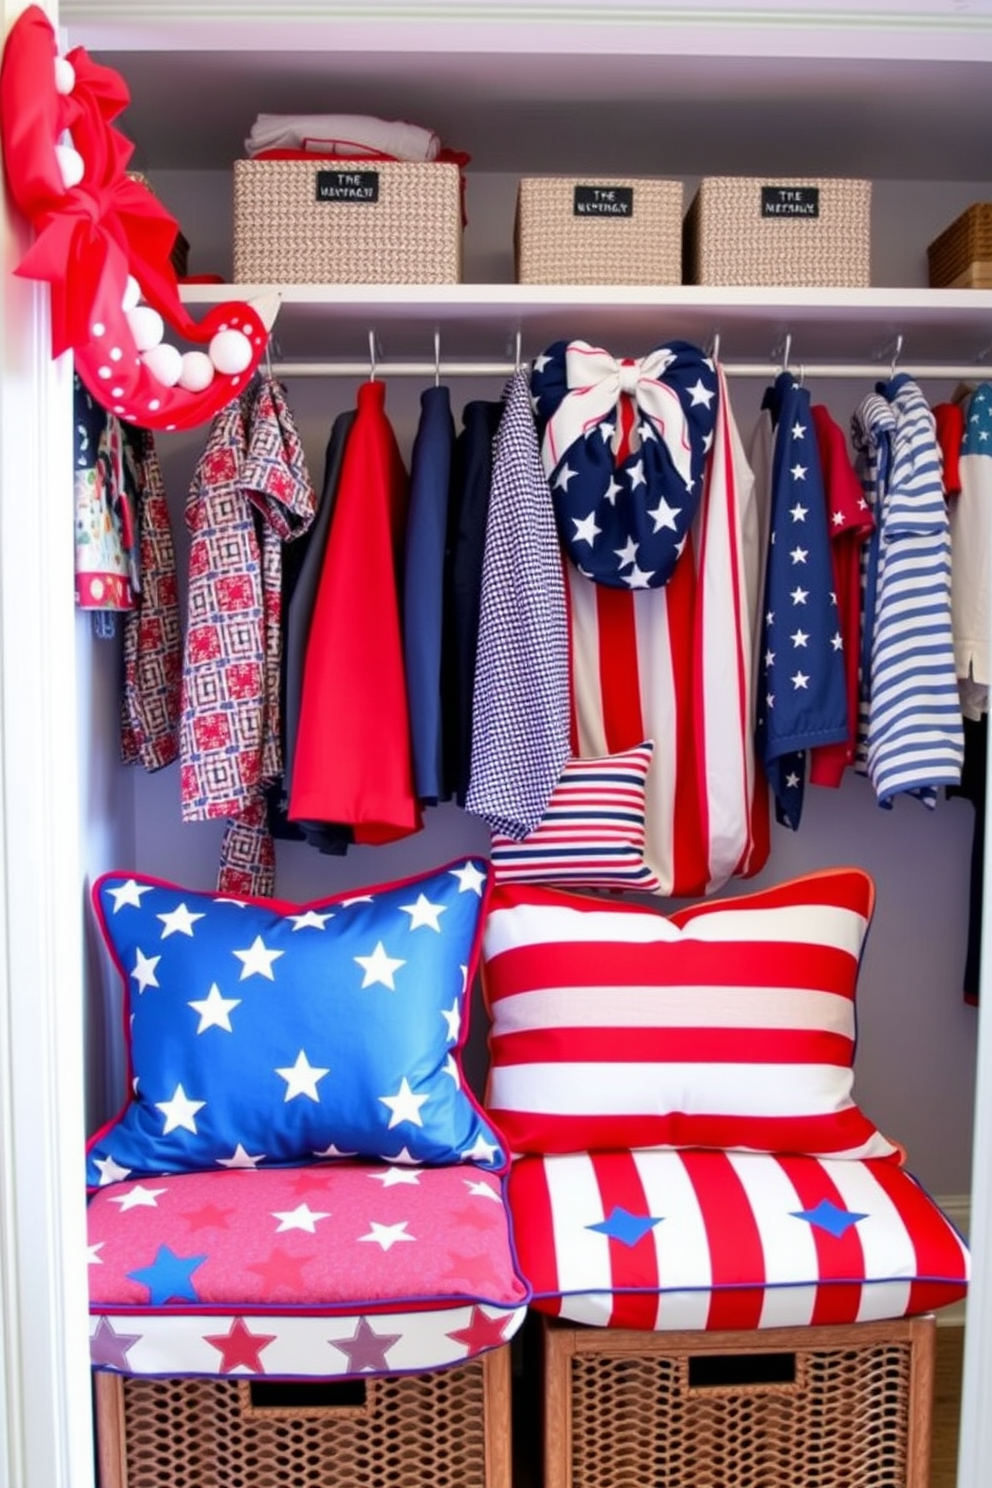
(290, 379, 422, 845)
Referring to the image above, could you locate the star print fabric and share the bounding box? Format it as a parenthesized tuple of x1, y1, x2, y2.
(754, 373, 848, 829)
(86, 1164, 529, 1377)
(530, 339, 718, 589)
(85, 858, 505, 1186)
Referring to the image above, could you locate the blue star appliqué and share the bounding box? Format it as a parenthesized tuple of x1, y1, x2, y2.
(791, 1200, 868, 1239)
(587, 1205, 664, 1248)
(126, 1244, 208, 1304)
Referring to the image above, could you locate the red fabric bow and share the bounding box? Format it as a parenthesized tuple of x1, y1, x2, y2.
(0, 6, 269, 432)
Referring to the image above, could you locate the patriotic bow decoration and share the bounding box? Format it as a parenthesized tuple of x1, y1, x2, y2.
(0, 6, 271, 433)
(530, 339, 718, 588)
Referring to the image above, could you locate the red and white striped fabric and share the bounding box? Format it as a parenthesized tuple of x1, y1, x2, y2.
(489, 742, 661, 891)
(507, 1148, 969, 1331)
(566, 362, 768, 901)
(481, 869, 900, 1162)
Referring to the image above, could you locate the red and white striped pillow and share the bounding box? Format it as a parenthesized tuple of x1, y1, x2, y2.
(507, 1148, 968, 1330)
(489, 743, 661, 892)
(481, 870, 900, 1162)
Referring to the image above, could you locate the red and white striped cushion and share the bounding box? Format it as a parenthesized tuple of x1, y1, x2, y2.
(489, 742, 661, 891)
(481, 870, 899, 1162)
(507, 1148, 969, 1330)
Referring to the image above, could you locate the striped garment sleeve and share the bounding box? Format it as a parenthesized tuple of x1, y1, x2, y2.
(853, 376, 963, 806)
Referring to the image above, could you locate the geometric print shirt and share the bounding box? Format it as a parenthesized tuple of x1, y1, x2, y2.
(180, 376, 315, 893)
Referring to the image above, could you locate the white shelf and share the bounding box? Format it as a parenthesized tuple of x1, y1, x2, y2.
(180, 282, 992, 368)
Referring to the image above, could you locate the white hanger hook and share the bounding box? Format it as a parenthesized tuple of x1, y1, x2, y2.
(434, 329, 441, 387)
(890, 333, 904, 379)
(368, 328, 377, 382)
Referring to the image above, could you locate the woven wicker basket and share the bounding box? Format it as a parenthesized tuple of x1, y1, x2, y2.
(542, 1315, 935, 1488)
(94, 1346, 512, 1488)
(684, 176, 872, 287)
(232, 159, 462, 283)
(515, 177, 683, 285)
(928, 202, 992, 288)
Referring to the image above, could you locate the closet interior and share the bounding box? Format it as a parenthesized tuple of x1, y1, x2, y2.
(16, 4, 992, 1486)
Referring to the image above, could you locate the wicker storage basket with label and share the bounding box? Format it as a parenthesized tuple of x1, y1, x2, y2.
(515, 176, 683, 285)
(927, 203, 992, 288)
(684, 176, 872, 287)
(232, 159, 463, 283)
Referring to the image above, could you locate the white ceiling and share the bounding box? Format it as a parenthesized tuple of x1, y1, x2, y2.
(93, 48, 992, 182)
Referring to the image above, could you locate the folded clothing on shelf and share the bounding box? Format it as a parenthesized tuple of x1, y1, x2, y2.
(245, 112, 441, 162)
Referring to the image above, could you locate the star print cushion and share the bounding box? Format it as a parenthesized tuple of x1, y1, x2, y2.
(87, 1163, 529, 1377)
(507, 1149, 969, 1330)
(488, 742, 661, 891)
(481, 869, 901, 1161)
(86, 859, 506, 1186)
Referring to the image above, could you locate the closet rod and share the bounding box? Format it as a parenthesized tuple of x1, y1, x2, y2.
(270, 358, 991, 381)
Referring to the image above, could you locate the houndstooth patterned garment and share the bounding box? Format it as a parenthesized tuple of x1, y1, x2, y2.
(180, 376, 315, 896)
(465, 369, 571, 839)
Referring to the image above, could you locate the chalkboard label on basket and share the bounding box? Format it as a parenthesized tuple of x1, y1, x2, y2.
(315, 170, 380, 203)
(761, 186, 820, 218)
(573, 185, 634, 217)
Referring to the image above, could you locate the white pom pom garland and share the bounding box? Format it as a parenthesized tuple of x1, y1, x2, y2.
(140, 342, 183, 387)
(209, 327, 253, 376)
(178, 350, 216, 392)
(54, 56, 76, 95)
(127, 305, 165, 353)
(54, 143, 84, 191)
(121, 276, 142, 314)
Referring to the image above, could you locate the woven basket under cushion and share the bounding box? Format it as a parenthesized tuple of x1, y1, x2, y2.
(543, 1316, 935, 1488)
(928, 202, 992, 289)
(515, 177, 683, 285)
(96, 1348, 510, 1488)
(684, 176, 872, 288)
(232, 159, 462, 284)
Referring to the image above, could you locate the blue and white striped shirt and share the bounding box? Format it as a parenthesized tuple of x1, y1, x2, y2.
(852, 375, 963, 807)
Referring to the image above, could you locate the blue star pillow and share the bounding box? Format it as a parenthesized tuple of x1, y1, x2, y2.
(86, 859, 506, 1187)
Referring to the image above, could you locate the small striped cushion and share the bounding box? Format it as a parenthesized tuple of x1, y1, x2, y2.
(489, 743, 661, 891)
(481, 869, 900, 1162)
(507, 1148, 969, 1330)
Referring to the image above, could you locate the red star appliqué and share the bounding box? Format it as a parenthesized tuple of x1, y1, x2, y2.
(445, 1306, 514, 1355)
(439, 1250, 498, 1290)
(203, 1316, 278, 1373)
(179, 1203, 236, 1232)
(244, 1246, 315, 1295)
(289, 1166, 339, 1196)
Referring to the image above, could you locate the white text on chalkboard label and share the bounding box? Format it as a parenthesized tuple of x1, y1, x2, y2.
(316, 170, 380, 203)
(761, 186, 820, 218)
(573, 185, 635, 217)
